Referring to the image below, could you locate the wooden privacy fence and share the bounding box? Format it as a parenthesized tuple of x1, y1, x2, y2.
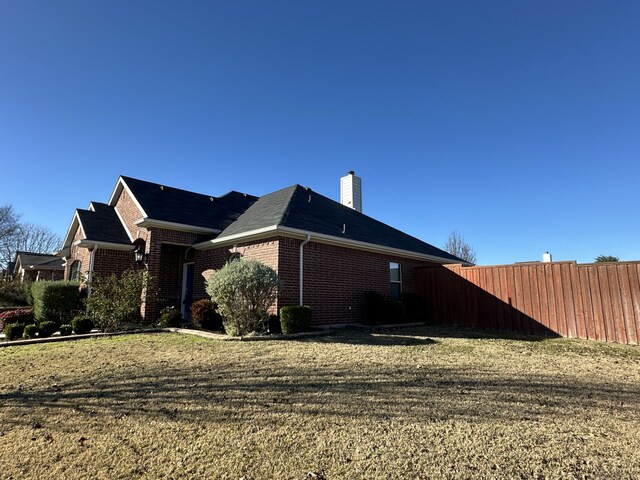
(414, 261, 640, 345)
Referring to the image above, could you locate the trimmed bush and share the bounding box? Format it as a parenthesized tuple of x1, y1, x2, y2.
(364, 291, 386, 325)
(206, 259, 280, 337)
(72, 316, 94, 335)
(268, 314, 282, 335)
(4, 323, 25, 341)
(38, 320, 58, 338)
(280, 306, 312, 334)
(59, 324, 73, 336)
(23, 324, 40, 339)
(0, 281, 28, 307)
(1, 308, 34, 327)
(159, 307, 182, 328)
(24, 282, 34, 306)
(86, 270, 150, 331)
(190, 299, 222, 331)
(31, 281, 82, 326)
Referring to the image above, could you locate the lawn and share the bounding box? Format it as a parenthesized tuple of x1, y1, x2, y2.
(1, 326, 639, 479)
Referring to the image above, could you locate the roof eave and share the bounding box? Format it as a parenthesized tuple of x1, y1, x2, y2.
(194, 225, 471, 265)
(73, 239, 135, 251)
(134, 218, 221, 235)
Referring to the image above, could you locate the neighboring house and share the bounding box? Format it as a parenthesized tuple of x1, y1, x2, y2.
(9, 251, 65, 282)
(58, 172, 468, 324)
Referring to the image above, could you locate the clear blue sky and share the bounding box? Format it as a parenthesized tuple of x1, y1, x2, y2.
(1, 1, 638, 265)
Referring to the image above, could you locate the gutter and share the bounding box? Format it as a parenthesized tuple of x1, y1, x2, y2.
(299, 235, 311, 306)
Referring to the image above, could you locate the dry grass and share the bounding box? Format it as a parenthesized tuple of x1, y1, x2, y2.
(1, 326, 639, 479)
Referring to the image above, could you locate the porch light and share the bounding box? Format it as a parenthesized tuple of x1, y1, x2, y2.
(134, 243, 148, 266)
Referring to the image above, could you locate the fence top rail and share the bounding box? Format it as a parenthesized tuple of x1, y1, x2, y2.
(416, 260, 640, 271)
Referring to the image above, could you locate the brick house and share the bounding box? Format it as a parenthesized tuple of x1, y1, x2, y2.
(58, 172, 467, 325)
(8, 251, 65, 282)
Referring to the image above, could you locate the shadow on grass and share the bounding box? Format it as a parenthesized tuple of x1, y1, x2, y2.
(308, 328, 438, 346)
(1, 338, 639, 433)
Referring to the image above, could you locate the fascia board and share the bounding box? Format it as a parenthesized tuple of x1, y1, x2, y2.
(194, 224, 470, 265)
(75, 240, 135, 251)
(134, 218, 221, 235)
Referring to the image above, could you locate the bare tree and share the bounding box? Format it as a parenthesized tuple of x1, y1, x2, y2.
(0, 205, 19, 244)
(0, 214, 62, 268)
(444, 230, 477, 264)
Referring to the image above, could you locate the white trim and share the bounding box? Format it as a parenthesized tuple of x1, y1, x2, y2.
(61, 211, 82, 250)
(194, 224, 471, 265)
(134, 218, 221, 235)
(108, 176, 149, 218)
(74, 239, 135, 251)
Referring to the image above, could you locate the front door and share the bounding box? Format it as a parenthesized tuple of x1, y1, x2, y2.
(181, 262, 195, 321)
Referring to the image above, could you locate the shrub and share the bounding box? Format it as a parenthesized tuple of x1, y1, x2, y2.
(24, 282, 33, 306)
(159, 307, 182, 328)
(401, 293, 426, 321)
(190, 299, 222, 331)
(31, 281, 82, 326)
(23, 324, 39, 339)
(206, 259, 280, 337)
(280, 306, 312, 334)
(38, 320, 58, 338)
(364, 291, 386, 325)
(4, 323, 25, 341)
(86, 270, 150, 331)
(0, 281, 28, 307)
(1, 308, 34, 327)
(59, 324, 72, 336)
(72, 316, 94, 335)
(387, 301, 407, 323)
(268, 314, 282, 335)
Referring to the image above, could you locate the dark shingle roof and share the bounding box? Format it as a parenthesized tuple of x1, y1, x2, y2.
(218, 185, 465, 262)
(121, 176, 258, 231)
(15, 251, 64, 269)
(77, 203, 131, 245)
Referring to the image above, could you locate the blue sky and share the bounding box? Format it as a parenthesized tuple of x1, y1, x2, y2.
(1, 1, 638, 265)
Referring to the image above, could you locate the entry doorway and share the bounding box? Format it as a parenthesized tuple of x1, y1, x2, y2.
(181, 262, 195, 320)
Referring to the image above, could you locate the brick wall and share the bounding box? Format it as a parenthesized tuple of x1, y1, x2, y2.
(64, 226, 92, 280)
(281, 239, 439, 325)
(114, 186, 145, 241)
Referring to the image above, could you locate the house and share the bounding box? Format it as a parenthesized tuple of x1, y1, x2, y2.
(9, 251, 65, 282)
(58, 172, 468, 324)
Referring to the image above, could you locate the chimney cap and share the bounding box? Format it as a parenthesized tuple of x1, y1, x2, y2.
(347, 170, 355, 175)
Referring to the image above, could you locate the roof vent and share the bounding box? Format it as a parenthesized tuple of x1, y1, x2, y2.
(160, 185, 164, 190)
(340, 171, 362, 213)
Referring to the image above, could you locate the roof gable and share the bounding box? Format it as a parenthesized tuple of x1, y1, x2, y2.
(116, 176, 258, 231)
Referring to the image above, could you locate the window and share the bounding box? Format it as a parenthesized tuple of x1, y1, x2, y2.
(227, 252, 242, 264)
(390, 262, 402, 302)
(70, 260, 82, 281)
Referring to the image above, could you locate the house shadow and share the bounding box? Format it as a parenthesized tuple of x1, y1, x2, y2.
(415, 266, 562, 341)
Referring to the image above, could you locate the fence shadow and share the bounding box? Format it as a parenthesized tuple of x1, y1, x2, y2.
(416, 266, 561, 340)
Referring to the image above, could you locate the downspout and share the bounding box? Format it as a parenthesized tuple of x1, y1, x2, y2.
(87, 244, 97, 297)
(299, 235, 311, 306)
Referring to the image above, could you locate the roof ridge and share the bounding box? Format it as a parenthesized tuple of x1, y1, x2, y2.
(278, 185, 303, 225)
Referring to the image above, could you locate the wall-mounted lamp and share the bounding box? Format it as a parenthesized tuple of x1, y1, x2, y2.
(133, 240, 148, 266)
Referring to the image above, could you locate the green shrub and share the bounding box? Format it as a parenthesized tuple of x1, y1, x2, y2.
(206, 259, 280, 336)
(23, 282, 33, 306)
(72, 316, 94, 335)
(279, 306, 312, 334)
(0, 281, 28, 307)
(59, 324, 73, 336)
(38, 320, 58, 338)
(31, 281, 82, 326)
(4, 323, 25, 341)
(401, 293, 426, 321)
(387, 301, 407, 323)
(159, 307, 182, 328)
(1, 308, 34, 327)
(23, 324, 39, 339)
(190, 299, 222, 331)
(86, 270, 150, 331)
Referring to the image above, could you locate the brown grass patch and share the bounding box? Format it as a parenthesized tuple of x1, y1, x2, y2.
(1, 326, 639, 479)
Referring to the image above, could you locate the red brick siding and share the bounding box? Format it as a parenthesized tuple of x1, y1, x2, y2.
(114, 187, 145, 241)
(92, 249, 136, 279)
(281, 240, 439, 325)
(64, 226, 92, 280)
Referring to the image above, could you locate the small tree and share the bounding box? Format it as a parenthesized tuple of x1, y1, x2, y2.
(444, 230, 477, 264)
(595, 255, 619, 263)
(86, 269, 149, 331)
(206, 259, 280, 336)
